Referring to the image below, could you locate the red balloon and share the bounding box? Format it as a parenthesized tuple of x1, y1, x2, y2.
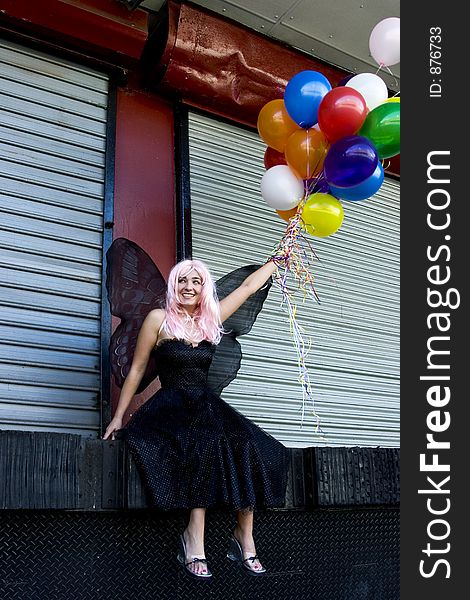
(264, 146, 287, 169)
(318, 87, 368, 143)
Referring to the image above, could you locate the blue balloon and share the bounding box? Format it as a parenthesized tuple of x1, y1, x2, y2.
(284, 70, 332, 128)
(329, 162, 384, 201)
(323, 135, 378, 188)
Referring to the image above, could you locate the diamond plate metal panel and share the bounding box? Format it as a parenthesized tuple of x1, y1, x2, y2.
(0, 508, 399, 600)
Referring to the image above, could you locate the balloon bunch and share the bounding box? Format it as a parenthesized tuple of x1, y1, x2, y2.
(259, 20, 400, 234)
(258, 18, 400, 428)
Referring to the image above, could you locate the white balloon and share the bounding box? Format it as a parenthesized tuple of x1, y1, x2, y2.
(346, 73, 388, 110)
(260, 165, 304, 210)
(369, 17, 400, 67)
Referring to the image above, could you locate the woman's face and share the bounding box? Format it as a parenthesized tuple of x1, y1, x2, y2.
(177, 269, 203, 310)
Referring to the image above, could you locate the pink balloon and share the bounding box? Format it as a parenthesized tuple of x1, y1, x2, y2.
(369, 17, 400, 67)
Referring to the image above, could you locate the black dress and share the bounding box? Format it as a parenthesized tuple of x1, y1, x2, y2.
(121, 338, 289, 511)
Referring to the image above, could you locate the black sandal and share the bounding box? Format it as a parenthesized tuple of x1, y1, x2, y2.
(227, 534, 267, 576)
(177, 534, 212, 579)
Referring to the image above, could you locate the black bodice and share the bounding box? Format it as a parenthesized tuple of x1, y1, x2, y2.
(154, 339, 216, 390)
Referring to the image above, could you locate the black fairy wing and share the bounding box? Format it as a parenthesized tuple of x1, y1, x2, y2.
(207, 265, 272, 395)
(105, 237, 166, 393)
(106, 242, 271, 395)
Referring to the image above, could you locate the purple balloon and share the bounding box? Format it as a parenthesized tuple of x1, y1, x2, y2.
(323, 135, 379, 188)
(329, 162, 384, 201)
(304, 176, 330, 195)
(336, 73, 355, 87)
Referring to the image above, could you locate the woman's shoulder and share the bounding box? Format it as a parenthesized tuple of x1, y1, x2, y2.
(144, 308, 166, 329)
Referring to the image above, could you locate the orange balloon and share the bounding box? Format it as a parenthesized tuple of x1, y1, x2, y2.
(285, 129, 329, 179)
(257, 99, 300, 152)
(276, 206, 299, 222)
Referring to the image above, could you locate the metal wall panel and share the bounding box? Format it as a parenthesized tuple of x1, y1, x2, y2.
(188, 112, 399, 448)
(0, 39, 108, 435)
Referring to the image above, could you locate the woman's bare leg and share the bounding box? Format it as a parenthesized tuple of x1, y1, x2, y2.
(234, 509, 264, 572)
(183, 508, 209, 575)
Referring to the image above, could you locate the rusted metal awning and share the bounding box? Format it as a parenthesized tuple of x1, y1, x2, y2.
(145, 1, 347, 128)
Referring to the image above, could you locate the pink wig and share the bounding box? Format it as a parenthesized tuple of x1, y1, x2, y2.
(164, 259, 223, 344)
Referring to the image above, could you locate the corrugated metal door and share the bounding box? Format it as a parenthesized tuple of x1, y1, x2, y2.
(0, 39, 108, 436)
(188, 112, 399, 448)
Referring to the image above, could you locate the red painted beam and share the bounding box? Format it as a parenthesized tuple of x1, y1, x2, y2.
(112, 88, 176, 419)
(0, 0, 148, 64)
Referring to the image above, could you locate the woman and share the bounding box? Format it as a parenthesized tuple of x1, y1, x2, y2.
(103, 256, 289, 578)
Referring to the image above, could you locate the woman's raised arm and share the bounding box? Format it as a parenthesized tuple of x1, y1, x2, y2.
(219, 260, 278, 323)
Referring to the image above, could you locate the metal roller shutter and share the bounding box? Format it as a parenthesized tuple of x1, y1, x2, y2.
(0, 39, 108, 436)
(188, 112, 399, 448)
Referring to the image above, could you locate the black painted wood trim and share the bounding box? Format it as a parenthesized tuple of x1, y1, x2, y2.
(313, 447, 400, 506)
(174, 102, 192, 261)
(0, 431, 399, 510)
(100, 81, 117, 437)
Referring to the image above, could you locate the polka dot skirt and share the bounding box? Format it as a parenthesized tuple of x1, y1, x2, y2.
(120, 339, 289, 511)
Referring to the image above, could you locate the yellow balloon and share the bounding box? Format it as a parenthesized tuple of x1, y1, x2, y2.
(301, 193, 344, 237)
(385, 97, 400, 103)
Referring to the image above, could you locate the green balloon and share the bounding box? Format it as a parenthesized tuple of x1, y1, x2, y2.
(359, 102, 400, 159)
